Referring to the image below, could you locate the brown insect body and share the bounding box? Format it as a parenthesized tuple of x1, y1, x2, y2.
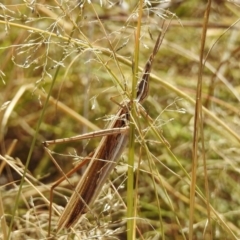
(58, 106, 130, 230)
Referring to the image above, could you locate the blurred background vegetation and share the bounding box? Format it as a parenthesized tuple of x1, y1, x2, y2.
(0, 0, 240, 239)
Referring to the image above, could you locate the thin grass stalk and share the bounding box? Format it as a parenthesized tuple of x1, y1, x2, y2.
(199, 1, 212, 238)
(189, 1, 212, 239)
(127, 2, 144, 239)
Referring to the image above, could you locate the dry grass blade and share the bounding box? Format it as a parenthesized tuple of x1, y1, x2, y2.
(190, 1, 212, 239)
(1, 1, 240, 239)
